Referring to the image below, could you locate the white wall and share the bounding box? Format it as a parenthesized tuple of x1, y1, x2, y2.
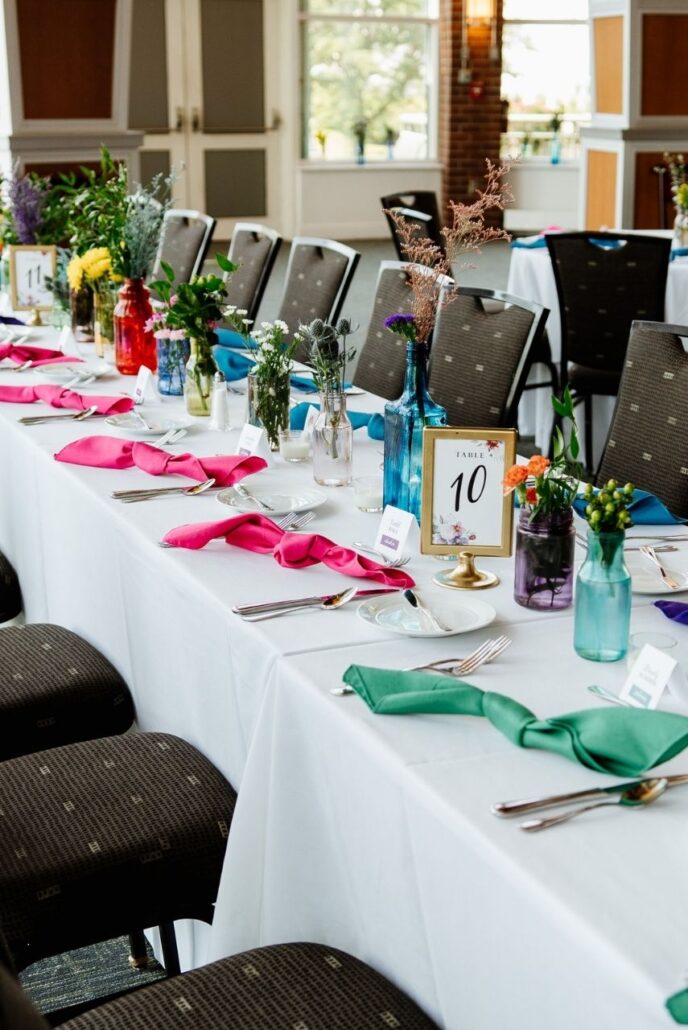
(504, 161, 581, 232)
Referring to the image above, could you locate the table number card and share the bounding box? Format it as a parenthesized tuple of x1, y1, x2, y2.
(620, 644, 677, 709)
(9, 245, 56, 317)
(374, 505, 415, 561)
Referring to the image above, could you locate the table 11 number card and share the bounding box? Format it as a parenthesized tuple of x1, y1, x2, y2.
(420, 428, 517, 588)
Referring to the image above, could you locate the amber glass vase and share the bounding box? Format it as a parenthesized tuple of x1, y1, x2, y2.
(114, 278, 156, 375)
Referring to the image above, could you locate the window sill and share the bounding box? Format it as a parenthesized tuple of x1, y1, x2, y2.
(299, 161, 443, 172)
(508, 159, 581, 170)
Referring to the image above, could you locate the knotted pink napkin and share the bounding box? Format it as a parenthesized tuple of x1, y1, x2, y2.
(55, 435, 267, 485)
(0, 343, 83, 367)
(162, 512, 416, 588)
(0, 384, 133, 414)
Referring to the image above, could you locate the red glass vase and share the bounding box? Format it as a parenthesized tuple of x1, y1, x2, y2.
(114, 278, 156, 375)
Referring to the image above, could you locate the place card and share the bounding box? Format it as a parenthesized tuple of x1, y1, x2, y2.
(619, 643, 677, 709)
(374, 504, 415, 561)
(58, 326, 81, 356)
(302, 405, 319, 437)
(133, 365, 156, 405)
(235, 422, 270, 460)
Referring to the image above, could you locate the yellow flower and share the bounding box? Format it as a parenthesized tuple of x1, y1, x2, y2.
(67, 254, 84, 292)
(80, 247, 112, 283)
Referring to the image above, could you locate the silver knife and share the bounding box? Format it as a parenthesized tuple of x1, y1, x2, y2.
(233, 587, 400, 617)
(492, 773, 688, 817)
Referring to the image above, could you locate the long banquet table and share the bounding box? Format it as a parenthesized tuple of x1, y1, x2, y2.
(1, 342, 687, 1028)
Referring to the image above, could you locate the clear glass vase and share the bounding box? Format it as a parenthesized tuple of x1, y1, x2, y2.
(157, 336, 191, 396)
(312, 391, 353, 486)
(513, 508, 575, 610)
(94, 282, 117, 359)
(114, 278, 156, 375)
(184, 336, 216, 416)
(70, 285, 94, 343)
(673, 208, 688, 248)
(383, 341, 447, 521)
(246, 369, 290, 450)
(574, 529, 631, 662)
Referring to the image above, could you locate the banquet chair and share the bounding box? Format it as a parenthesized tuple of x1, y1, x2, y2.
(380, 190, 444, 258)
(0, 943, 439, 1030)
(595, 320, 688, 519)
(0, 624, 134, 762)
(353, 260, 451, 400)
(223, 222, 282, 323)
(0, 550, 22, 625)
(383, 207, 442, 265)
(0, 732, 236, 984)
(428, 286, 549, 428)
(545, 232, 671, 469)
(152, 209, 217, 284)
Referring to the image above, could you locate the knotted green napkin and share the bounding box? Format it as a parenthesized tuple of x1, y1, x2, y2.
(342, 665, 688, 777)
(667, 989, 688, 1024)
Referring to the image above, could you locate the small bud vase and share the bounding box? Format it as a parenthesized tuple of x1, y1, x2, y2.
(246, 369, 290, 450)
(574, 529, 631, 661)
(184, 336, 217, 416)
(94, 282, 117, 359)
(313, 391, 353, 486)
(70, 286, 94, 343)
(114, 278, 156, 375)
(157, 336, 191, 396)
(513, 508, 575, 610)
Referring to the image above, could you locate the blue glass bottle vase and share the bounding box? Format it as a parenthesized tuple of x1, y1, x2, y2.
(574, 529, 631, 662)
(383, 341, 447, 521)
(157, 337, 191, 396)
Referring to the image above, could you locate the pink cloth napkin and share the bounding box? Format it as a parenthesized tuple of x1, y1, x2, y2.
(0, 384, 133, 414)
(0, 343, 83, 367)
(162, 512, 416, 588)
(55, 436, 267, 486)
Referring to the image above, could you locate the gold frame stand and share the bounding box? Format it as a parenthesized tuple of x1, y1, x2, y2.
(28, 308, 44, 327)
(433, 550, 499, 590)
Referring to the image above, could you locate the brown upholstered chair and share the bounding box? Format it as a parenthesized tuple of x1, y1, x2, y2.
(0, 624, 134, 762)
(0, 550, 21, 624)
(545, 232, 671, 465)
(152, 209, 216, 284)
(0, 733, 236, 978)
(0, 943, 438, 1029)
(224, 222, 282, 323)
(380, 190, 444, 258)
(595, 320, 688, 519)
(428, 286, 549, 428)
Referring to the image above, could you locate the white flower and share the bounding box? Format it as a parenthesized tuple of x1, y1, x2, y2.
(224, 305, 237, 315)
(236, 309, 248, 316)
(262, 342, 273, 352)
(268, 387, 276, 397)
(275, 320, 289, 333)
(242, 318, 251, 325)
(260, 321, 271, 329)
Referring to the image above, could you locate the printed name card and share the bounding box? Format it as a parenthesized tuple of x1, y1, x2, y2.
(133, 365, 156, 405)
(235, 422, 269, 459)
(620, 644, 677, 709)
(374, 505, 415, 561)
(420, 428, 517, 556)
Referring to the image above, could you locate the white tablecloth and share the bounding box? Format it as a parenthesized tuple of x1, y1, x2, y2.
(509, 244, 688, 466)
(1, 342, 687, 1028)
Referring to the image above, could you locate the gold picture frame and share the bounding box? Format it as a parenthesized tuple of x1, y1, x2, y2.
(8, 244, 57, 325)
(420, 427, 517, 589)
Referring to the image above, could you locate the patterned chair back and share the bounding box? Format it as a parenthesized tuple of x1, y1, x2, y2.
(595, 320, 688, 518)
(224, 223, 282, 323)
(380, 190, 444, 256)
(352, 261, 447, 400)
(428, 287, 549, 427)
(383, 207, 442, 264)
(152, 209, 216, 284)
(545, 232, 670, 376)
(276, 238, 360, 363)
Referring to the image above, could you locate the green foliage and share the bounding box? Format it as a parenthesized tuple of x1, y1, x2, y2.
(295, 318, 356, 393)
(58, 146, 129, 255)
(151, 265, 229, 342)
(581, 479, 634, 534)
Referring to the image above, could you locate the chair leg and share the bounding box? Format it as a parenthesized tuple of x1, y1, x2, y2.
(159, 921, 181, 978)
(128, 929, 151, 970)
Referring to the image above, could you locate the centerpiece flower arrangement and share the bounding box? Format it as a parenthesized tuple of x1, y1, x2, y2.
(294, 318, 355, 485)
(382, 160, 512, 519)
(149, 254, 235, 413)
(503, 388, 584, 611)
(664, 152, 688, 248)
(66, 247, 119, 354)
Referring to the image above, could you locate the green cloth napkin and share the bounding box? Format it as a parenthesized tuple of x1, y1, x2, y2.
(668, 989, 688, 1024)
(342, 665, 688, 777)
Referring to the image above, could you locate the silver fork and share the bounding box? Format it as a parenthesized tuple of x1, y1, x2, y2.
(352, 541, 410, 569)
(276, 511, 315, 532)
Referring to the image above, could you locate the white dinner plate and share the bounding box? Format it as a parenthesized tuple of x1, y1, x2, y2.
(626, 551, 688, 595)
(217, 486, 327, 516)
(104, 413, 194, 437)
(37, 358, 114, 383)
(357, 593, 497, 638)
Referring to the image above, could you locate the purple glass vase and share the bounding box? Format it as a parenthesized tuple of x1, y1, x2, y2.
(513, 507, 575, 610)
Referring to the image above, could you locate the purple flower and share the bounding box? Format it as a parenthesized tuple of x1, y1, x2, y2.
(8, 170, 47, 244)
(383, 313, 415, 328)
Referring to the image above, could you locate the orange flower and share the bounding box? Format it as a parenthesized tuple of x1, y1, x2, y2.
(502, 464, 529, 492)
(526, 487, 538, 505)
(527, 455, 550, 477)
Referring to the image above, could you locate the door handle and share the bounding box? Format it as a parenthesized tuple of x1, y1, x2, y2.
(174, 106, 185, 131)
(191, 107, 201, 132)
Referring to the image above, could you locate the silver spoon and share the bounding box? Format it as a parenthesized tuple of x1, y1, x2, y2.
(241, 586, 358, 622)
(115, 478, 217, 502)
(520, 778, 667, 832)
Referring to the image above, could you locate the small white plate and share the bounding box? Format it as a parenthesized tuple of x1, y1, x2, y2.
(626, 551, 688, 595)
(357, 593, 497, 637)
(217, 486, 327, 516)
(37, 358, 113, 383)
(104, 413, 194, 437)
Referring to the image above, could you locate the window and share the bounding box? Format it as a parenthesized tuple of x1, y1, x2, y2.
(299, 0, 439, 163)
(501, 0, 590, 161)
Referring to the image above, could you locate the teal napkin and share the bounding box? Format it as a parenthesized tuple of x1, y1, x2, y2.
(573, 488, 686, 525)
(671, 248, 688, 261)
(215, 327, 253, 349)
(667, 988, 688, 1023)
(511, 236, 547, 249)
(290, 402, 384, 440)
(212, 347, 340, 393)
(342, 665, 688, 776)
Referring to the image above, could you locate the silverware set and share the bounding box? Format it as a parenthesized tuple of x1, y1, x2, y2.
(352, 540, 410, 569)
(234, 585, 400, 622)
(112, 477, 218, 503)
(18, 404, 98, 426)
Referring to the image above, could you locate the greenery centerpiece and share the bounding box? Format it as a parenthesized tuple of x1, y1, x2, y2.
(67, 247, 119, 355)
(243, 318, 296, 447)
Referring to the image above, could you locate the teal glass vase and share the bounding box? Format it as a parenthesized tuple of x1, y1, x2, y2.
(574, 529, 631, 662)
(383, 341, 447, 521)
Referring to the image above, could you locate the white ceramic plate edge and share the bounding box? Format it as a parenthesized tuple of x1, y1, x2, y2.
(356, 594, 496, 638)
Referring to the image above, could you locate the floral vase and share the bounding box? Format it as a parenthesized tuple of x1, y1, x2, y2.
(383, 341, 447, 521)
(312, 391, 353, 486)
(114, 278, 156, 375)
(513, 508, 575, 610)
(246, 369, 290, 449)
(157, 336, 191, 396)
(70, 286, 94, 343)
(94, 283, 117, 359)
(574, 529, 631, 662)
(673, 208, 688, 248)
(184, 336, 217, 416)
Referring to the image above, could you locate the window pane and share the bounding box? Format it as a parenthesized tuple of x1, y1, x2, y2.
(503, 0, 588, 20)
(303, 0, 436, 16)
(302, 19, 432, 161)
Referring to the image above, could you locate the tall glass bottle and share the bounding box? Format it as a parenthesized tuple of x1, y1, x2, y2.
(114, 278, 156, 375)
(383, 341, 446, 521)
(574, 529, 631, 661)
(312, 391, 352, 486)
